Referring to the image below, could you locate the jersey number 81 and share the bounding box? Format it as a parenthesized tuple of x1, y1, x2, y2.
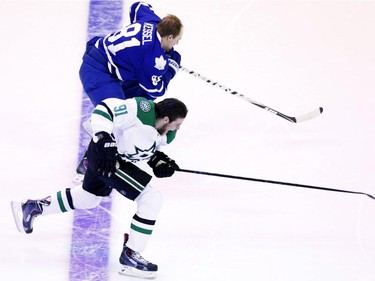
(107, 23, 141, 55)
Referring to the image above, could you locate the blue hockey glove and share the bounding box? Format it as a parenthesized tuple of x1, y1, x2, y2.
(165, 49, 181, 78)
(147, 151, 179, 178)
(87, 132, 117, 177)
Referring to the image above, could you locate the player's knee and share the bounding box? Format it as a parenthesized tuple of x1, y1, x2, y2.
(136, 187, 163, 219)
(70, 185, 102, 209)
(148, 189, 163, 214)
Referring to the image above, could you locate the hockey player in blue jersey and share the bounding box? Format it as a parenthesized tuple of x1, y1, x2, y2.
(76, 1, 183, 179)
(80, 1, 183, 105)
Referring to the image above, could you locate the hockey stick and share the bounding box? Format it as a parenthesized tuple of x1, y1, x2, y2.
(177, 168, 375, 200)
(180, 66, 323, 123)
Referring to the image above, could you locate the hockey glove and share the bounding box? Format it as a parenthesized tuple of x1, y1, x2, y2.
(165, 49, 181, 79)
(87, 131, 117, 177)
(147, 151, 179, 178)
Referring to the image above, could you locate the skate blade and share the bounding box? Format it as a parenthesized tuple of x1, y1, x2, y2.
(10, 201, 25, 233)
(82, 119, 93, 136)
(119, 265, 157, 279)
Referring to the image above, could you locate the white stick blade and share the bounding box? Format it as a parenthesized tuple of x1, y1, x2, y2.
(295, 107, 323, 123)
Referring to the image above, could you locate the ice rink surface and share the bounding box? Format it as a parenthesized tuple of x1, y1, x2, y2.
(1, 0, 375, 280)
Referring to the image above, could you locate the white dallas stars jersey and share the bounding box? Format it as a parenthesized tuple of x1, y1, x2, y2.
(90, 97, 176, 162)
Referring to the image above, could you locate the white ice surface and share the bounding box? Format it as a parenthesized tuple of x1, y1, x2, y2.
(1, 0, 375, 281)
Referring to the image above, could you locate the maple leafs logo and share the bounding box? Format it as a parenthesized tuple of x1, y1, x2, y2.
(154, 55, 167, 70)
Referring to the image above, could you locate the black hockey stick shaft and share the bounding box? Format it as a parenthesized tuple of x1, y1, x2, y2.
(180, 66, 323, 123)
(177, 168, 375, 200)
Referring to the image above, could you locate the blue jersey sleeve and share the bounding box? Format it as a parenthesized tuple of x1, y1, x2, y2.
(129, 2, 160, 24)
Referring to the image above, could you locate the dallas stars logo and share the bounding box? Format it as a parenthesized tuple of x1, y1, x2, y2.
(125, 142, 156, 161)
(139, 100, 151, 112)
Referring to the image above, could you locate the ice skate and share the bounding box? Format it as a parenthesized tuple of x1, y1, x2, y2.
(73, 151, 88, 183)
(119, 233, 158, 279)
(73, 119, 92, 183)
(10, 197, 51, 234)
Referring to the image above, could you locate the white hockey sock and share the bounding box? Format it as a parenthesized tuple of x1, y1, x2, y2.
(126, 186, 163, 252)
(41, 185, 102, 215)
(127, 214, 156, 252)
(41, 188, 75, 215)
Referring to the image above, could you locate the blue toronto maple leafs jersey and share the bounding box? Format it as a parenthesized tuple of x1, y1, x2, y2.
(94, 2, 172, 99)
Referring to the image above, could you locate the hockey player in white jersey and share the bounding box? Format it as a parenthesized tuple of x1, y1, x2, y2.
(11, 97, 188, 279)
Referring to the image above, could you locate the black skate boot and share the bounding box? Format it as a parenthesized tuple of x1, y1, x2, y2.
(73, 151, 88, 183)
(76, 150, 88, 175)
(119, 233, 158, 279)
(11, 197, 51, 234)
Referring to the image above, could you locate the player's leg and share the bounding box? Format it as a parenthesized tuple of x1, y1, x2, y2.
(10, 183, 103, 234)
(119, 186, 162, 279)
(79, 47, 126, 106)
(100, 161, 161, 278)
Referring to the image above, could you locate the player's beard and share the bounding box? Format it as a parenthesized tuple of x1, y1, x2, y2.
(157, 123, 169, 135)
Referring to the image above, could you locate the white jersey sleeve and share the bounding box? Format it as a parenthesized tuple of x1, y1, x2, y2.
(90, 98, 138, 136)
